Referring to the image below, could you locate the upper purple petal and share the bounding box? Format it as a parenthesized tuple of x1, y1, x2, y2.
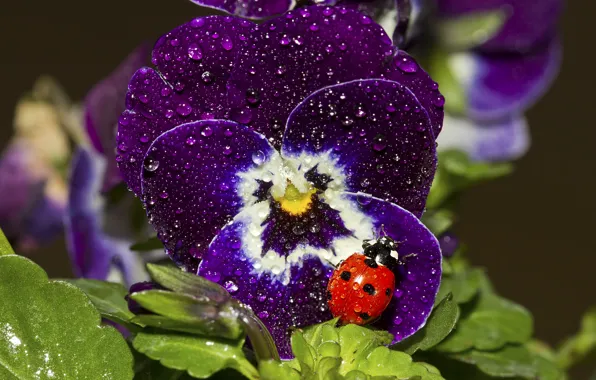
(436, 0, 563, 53)
(117, 16, 254, 196)
(187, 0, 291, 19)
(462, 37, 561, 121)
(84, 44, 151, 191)
(282, 79, 436, 217)
(140, 120, 277, 272)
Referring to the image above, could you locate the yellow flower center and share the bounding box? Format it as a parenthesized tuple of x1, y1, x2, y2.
(275, 183, 317, 216)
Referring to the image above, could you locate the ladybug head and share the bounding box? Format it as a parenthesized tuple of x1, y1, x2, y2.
(362, 235, 399, 267)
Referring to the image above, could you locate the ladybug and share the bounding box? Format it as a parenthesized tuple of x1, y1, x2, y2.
(327, 235, 412, 325)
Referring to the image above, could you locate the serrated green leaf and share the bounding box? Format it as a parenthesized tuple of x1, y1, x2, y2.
(436, 10, 508, 51)
(0, 255, 133, 379)
(357, 347, 444, 379)
(449, 345, 536, 378)
(291, 330, 317, 372)
(392, 293, 460, 354)
(147, 263, 230, 304)
(133, 332, 257, 380)
(130, 236, 164, 251)
(302, 318, 340, 349)
(131, 290, 242, 339)
(556, 307, 596, 369)
(67, 278, 137, 329)
(0, 229, 15, 256)
(259, 360, 301, 380)
(337, 324, 395, 374)
(437, 290, 533, 352)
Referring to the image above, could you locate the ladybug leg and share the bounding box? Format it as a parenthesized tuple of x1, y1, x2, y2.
(398, 253, 418, 265)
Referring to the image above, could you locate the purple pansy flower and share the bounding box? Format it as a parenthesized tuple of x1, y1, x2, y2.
(66, 46, 165, 285)
(428, 0, 563, 161)
(0, 77, 81, 251)
(116, 6, 443, 358)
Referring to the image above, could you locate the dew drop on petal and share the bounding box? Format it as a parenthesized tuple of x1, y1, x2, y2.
(396, 56, 419, 73)
(252, 150, 265, 165)
(143, 157, 159, 172)
(224, 280, 239, 293)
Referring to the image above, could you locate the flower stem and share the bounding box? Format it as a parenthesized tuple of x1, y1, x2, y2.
(233, 301, 281, 362)
(395, 0, 412, 47)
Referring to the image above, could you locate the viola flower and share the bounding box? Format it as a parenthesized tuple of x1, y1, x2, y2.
(420, 0, 563, 161)
(116, 6, 444, 358)
(0, 77, 82, 251)
(66, 46, 165, 285)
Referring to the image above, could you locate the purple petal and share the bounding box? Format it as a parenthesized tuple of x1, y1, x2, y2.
(437, 114, 529, 161)
(187, 0, 291, 19)
(436, 0, 563, 53)
(140, 120, 277, 272)
(116, 16, 254, 196)
(346, 193, 441, 344)
(0, 141, 65, 250)
(198, 191, 441, 358)
(225, 6, 397, 147)
(460, 38, 562, 121)
(282, 79, 436, 217)
(84, 44, 150, 191)
(66, 148, 148, 285)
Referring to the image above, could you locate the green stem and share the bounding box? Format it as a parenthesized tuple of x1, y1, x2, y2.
(234, 301, 281, 362)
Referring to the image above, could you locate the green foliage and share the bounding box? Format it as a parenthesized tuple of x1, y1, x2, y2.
(0, 228, 15, 256)
(392, 294, 460, 354)
(0, 255, 133, 379)
(556, 307, 596, 369)
(263, 320, 445, 380)
(130, 236, 165, 251)
(427, 150, 513, 209)
(435, 10, 508, 51)
(426, 48, 466, 115)
(133, 332, 258, 380)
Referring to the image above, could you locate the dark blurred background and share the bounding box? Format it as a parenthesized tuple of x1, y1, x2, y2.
(0, 0, 593, 377)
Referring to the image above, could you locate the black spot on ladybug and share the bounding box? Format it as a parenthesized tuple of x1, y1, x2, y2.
(340, 271, 351, 281)
(363, 283, 376, 295)
(385, 288, 391, 296)
(359, 312, 371, 320)
(364, 258, 378, 268)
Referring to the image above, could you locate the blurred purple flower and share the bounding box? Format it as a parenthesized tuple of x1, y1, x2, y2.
(116, 7, 444, 358)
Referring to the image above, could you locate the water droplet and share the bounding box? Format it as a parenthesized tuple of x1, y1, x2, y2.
(144, 157, 159, 172)
(432, 95, 445, 108)
(252, 150, 265, 165)
(373, 134, 387, 152)
(176, 103, 192, 116)
(190, 18, 205, 28)
(201, 126, 213, 137)
(205, 270, 221, 282)
(258, 311, 269, 319)
(223, 146, 233, 155)
(360, 178, 370, 188)
(341, 115, 354, 126)
(187, 43, 202, 60)
(354, 104, 366, 118)
(221, 36, 234, 50)
(396, 56, 419, 73)
(246, 88, 260, 106)
(201, 71, 214, 84)
(292, 225, 305, 235)
(224, 280, 239, 293)
(186, 136, 196, 146)
(280, 35, 291, 46)
(275, 65, 286, 76)
(357, 195, 371, 205)
(393, 315, 403, 325)
(159, 191, 169, 199)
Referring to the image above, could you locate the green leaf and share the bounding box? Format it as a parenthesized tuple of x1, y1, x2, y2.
(302, 318, 340, 348)
(427, 150, 513, 209)
(133, 332, 258, 380)
(316, 357, 343, 380)
(291, 330, 317, 372)
(357, 347, 444, 379)
(0, 228, 15, 256)
(0, 255, 133, 379)
(428, 48, 466, 115)
(130, 236, 164, 252)
(436, 268, 484, 305)
(130, 290, 242, 339)
(337, 324, 395, 374)
(67, 278, 136, 328)
(556, 307, 596, 369)
(392, 293, 460, 354)
(436, 10, 508, 51)
(437, 290, 533, 352)
(421, 209, 455, 236)
(259, 360, 301, 380)
(147, 263, 230, 304)
(448, 345, 536, 378)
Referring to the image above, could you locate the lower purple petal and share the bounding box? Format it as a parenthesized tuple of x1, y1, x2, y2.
(437, 114, 529, 161)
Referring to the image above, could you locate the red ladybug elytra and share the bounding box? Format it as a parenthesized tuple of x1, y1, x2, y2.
(327, 235, 412, 325)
